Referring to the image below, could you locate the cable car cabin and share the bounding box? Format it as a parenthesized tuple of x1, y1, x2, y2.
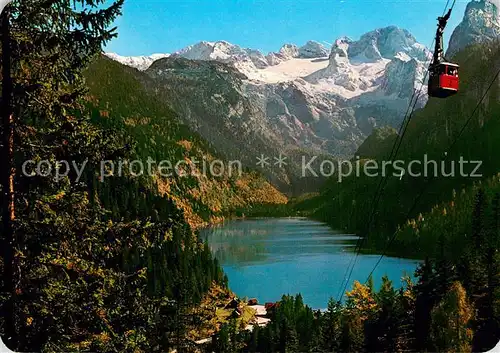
(428, 62, 459, 98)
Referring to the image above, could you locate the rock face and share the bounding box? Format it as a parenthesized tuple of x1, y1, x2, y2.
(447, 0, 500, 57)
(278, 44, 300, 59)
(265, 44, 300, 66)
(298, 41, 329, 58)
(381, 57, 422, 99)
(144, 58, 315, 191)
(312, 37, 351, 77)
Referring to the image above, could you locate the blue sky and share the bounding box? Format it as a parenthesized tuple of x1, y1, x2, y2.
(105, 0, 469, 56)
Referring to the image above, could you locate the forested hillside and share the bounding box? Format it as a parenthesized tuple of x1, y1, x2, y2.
(84, 56, 287, 230)
(0, 1, 284, 351)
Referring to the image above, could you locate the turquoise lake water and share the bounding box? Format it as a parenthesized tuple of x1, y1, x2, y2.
(201, 218, 420, 309)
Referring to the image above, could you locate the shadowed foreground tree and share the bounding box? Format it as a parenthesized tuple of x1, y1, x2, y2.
(0, 1, 225, 351)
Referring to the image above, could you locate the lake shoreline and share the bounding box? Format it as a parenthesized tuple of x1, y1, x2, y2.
(202, 218, 421, 309)
(204, 215, 426, 261)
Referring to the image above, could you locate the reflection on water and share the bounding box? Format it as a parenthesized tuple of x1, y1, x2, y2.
(201, 218, 420, 309)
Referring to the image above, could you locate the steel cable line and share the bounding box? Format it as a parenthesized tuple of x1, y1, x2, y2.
(336, 0, 457, 299)
(364, 0, 458, 233)
(336, 43, 432, 300)
(336, 44, 432, 300)
(365, 65, 500, 282)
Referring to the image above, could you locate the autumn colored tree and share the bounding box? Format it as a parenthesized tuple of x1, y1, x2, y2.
(345, 281, 377, 318)
(430, 281, 474, 353)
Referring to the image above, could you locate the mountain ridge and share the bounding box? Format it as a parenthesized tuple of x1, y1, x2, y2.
(106, 39, 330, 72)
(447, 0, 500, 57)
(103, 25, 432, 193)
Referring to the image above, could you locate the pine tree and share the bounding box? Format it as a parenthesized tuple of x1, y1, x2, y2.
(279, 317, 298, 353)
(395, 275, 416, 352)
(1, 0, 125, 350)
(320, 298, 341, 352)
(414, 258, 436, 352)
(471, 189, 487, 249)
(434, 231, 456, 297)
(339, 310, 364, 353)
(472, 193, 500, 351)
(248, 324, 260, 353)
(213, 321, 232, 353)
(366, 276, 399, 353)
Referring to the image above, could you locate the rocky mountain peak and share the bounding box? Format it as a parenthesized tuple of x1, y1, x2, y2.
(298, 41, 329, 58)
(447, 0, 500, 57)
(278, 44, 300, 58)
(347, 26, 428, 62)
(325, 38, 351, 74)
(264, 44, 298, 66)
(381, 57, 421, 98)
(304, 30, 427, 97)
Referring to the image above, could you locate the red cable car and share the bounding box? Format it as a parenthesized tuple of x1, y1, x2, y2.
(428, 7, 459, 98)
(428, 62, 459, 98)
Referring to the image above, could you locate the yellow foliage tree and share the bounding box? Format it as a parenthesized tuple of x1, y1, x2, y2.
(431, 281, 474, 353)
(346, 281, 378, 320)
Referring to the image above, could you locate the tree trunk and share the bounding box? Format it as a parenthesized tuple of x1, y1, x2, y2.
(1, 6, 16, 349)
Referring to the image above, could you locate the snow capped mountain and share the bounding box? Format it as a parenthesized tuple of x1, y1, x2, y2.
(104, 53, 170, 71)
(264, 44, 298, 66)
(104, 26, 432, 160)
(172, 40, 274, 72)
(347, 26, 429, 62)
(277, 44, 300, 59)
(447, 0, 500, 57)
(174, 41, 242, 62)
(304, 37, 381, 94)
(238, 28, 431, 154)
(106, 40, 331, 73)
(298, 41, 329, 58)
(168, 40, 331, 74)
(242, 27, 430, 100)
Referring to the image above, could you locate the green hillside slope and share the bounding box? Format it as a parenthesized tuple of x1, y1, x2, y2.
(84, 56, 287, 229)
